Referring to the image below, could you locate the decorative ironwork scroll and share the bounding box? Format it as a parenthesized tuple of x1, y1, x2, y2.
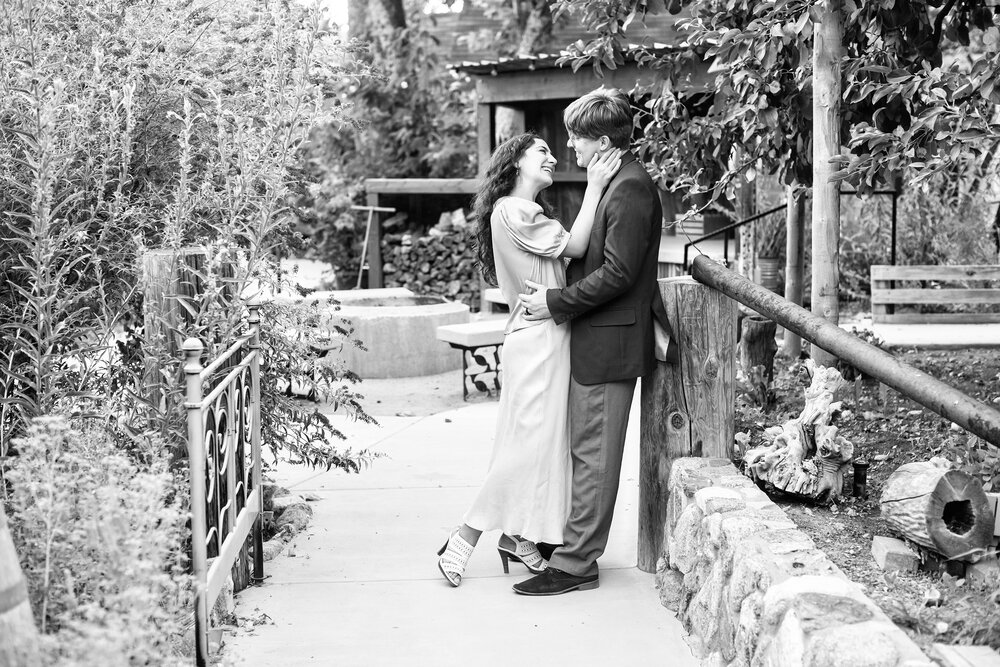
(458, 344, 503, 399)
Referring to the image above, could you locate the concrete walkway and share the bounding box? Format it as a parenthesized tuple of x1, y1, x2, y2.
(224, 380, 697, 666)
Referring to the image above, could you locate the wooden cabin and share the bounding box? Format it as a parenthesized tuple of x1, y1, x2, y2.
(363, 38, 732, 291)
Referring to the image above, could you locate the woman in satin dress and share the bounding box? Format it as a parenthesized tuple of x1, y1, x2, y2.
(436, 132, 621, 586)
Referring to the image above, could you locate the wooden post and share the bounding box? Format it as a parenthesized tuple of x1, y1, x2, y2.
(142, 248, 208, 430)
(740, 315, 778, 382)
(811, 0, 844, 367)
(476, 103, 493, 176)
(364, 193, 384, 288)
(0, 505, 40, 666)
(782, 185, 805, 357)
(639, 276, 737, 572)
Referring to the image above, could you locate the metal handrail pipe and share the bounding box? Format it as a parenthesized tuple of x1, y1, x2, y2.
(690, 255, 1000, 447)
(683, 204, 789, 269)
(192, 348, 259, 409)
(199, 327, 258, 381)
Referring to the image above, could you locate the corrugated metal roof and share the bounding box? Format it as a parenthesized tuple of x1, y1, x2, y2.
(453, 43, 680, 75)
(428, 4, 691, 69)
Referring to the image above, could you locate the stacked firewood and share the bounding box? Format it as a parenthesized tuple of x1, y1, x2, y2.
(380, 227, 480, 308)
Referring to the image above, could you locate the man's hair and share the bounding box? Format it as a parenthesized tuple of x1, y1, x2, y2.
(563, 88, 633, 149)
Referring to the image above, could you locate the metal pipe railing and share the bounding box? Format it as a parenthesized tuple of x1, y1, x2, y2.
(681, 189, 901, 271)
(690, 255, 1000, 447)
(682, 204, 787, 270)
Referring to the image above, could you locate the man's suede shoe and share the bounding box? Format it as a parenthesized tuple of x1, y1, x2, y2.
(512, 567, 599, 596)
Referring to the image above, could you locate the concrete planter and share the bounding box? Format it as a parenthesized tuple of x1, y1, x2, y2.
(304, 288, 470, 378)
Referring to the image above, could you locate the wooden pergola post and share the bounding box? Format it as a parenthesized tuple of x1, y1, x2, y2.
(638, 276, 737, 572)
(811, 0, 844, 367)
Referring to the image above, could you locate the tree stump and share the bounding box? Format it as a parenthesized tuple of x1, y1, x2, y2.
(743, 362, 853, 501)
(740, 314, 777, 381)
(880, 457, 994, 562)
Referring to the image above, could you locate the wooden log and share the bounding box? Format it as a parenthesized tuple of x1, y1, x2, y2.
(880, 458, 994, 562)
(739, 315, 778, 382)
(638, 276, 737, 572)
(0, 505, 40, 666)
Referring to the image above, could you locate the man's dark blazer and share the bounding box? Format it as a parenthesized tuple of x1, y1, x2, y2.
(545, 151, 664, 385)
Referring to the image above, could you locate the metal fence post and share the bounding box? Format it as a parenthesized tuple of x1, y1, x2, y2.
(183, 337, 210, 666)
(248, 303, 264, 582)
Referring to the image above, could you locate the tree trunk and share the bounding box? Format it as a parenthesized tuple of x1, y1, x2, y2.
(782, 185, 806, 357)
(376, 0, 406, 29)
(880, 458, 994, 562)
(740, 315, 777, 382)
(735, 156, 756, 279)
(811, 0, 843, 368)
(0, 506, 41, 666)
(516, 1, 554, 56)
(347, 0, 369, 39)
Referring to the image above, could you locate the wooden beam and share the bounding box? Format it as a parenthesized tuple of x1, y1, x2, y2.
(364, 178, 479, 194)
(871, 265, 1000, 281)
(875, 312, 1000, 324)
(871, 288, 1000, 305)
(365, 193, 384, 288)
(477, 103, 492, 176)
(471, 59, 714, 105)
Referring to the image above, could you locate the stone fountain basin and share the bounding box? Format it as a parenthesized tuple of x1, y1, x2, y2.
(301, 288, 469, 379)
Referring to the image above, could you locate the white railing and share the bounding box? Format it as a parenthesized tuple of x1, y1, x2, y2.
(182, 304, 264, 665)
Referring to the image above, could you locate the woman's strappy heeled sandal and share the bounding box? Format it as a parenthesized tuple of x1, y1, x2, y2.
(497, 535, 546, 574)
(437, 529, 475, 587)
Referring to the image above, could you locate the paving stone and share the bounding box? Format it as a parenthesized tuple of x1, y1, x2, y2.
(805, 623, 900, 667)
(964, 556, 1000, 588)
(271, 494, 307, 511)
(694, 487, 746, 514)
(871, 535, 919, 573)
(657, 568, 684, 611)
(931, 643, 1000, 667)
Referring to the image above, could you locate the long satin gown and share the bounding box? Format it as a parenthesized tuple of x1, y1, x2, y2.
(462, 196, 572, 544)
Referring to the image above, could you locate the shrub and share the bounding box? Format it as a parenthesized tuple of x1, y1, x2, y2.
(0, 0, 373, 471)
(5, 416, 190, 666)
(839, 171, 996, 301)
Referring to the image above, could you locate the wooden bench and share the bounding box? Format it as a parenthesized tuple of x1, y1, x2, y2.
(870, 264, 1000, 347)
(436, 319, 506, 399)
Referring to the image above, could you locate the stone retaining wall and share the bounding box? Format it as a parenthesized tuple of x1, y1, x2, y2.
(655, 457, 934, 667)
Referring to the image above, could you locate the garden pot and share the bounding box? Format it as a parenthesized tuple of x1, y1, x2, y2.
(753, 256, 781, 292)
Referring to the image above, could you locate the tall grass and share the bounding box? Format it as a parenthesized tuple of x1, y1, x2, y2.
(1, 0, 375, 660)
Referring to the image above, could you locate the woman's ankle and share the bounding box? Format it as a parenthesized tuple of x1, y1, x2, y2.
(458, 524, 482, 546)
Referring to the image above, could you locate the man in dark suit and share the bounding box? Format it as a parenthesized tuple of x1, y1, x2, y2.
(514, 88, 665, 595)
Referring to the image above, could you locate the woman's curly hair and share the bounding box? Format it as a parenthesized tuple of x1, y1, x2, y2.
(471, 132, 556, 286)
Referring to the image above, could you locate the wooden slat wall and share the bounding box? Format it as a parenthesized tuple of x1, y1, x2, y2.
(871, 265, 1000, 281)
(869, 264, 1000, 324)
